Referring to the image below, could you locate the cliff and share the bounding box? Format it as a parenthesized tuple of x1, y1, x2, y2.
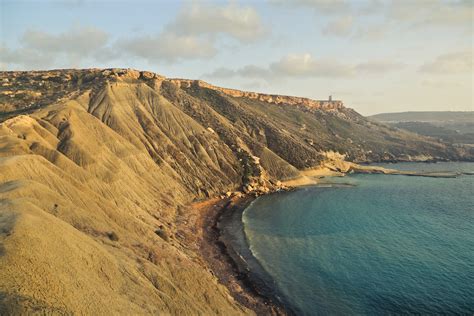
(167, 78, 344, 110)
(1, 68, 343, 119)
(0, 68, 472, 314)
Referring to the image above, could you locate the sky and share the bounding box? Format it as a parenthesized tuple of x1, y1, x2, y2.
(0, 0, 472, 115)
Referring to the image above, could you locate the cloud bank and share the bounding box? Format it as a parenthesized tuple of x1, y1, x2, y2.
(419, 51, 473, 74)
(1, 27, 109, 69)
(204, 53, 404, 80)
(1, 2, 267, 69)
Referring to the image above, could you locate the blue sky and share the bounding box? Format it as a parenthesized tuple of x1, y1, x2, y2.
(1, 0, 472, 115)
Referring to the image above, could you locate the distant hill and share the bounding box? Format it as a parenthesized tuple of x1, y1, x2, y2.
(370, 111, 474, 124)
(369, 111, 474, 145)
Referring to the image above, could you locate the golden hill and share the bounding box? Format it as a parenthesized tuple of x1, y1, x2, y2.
(0, 69, 472, 314)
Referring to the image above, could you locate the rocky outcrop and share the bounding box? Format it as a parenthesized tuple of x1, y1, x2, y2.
(1, 69, 343, 120)
(167, 78, 344, 110)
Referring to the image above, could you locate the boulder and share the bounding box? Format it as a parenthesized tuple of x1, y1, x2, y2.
(231, 191, 243, 198)
(141, 71, 156, 79)
(154, 227, 169, 242)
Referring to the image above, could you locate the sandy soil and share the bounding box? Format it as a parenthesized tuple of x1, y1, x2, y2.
(281, 166, 345, 187)
(183, 197, 287, 316)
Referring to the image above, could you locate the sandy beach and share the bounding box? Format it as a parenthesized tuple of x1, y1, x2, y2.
(180, 163, 468, 315)
(185, 196, 291, 315)
(180, 168, 345, 315)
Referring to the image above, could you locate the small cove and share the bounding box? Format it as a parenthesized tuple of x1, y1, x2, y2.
(242, 162, 474, 315)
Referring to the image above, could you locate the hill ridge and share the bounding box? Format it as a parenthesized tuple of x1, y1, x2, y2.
(1, 68, 344, 119)
(0, 68, 473, 314)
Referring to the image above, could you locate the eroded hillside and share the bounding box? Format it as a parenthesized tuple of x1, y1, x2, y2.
(0, 69, 472, 314)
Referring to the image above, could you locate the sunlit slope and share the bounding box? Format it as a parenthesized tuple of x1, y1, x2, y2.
(0, 83, 246, 314)
(0, 69, 472, 314)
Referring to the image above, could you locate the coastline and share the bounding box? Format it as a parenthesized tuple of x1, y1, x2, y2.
(187, 161, 472, 315)
(191, 195, 293, 315)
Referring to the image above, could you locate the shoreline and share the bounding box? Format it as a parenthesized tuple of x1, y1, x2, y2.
(217, 194, 303, 315)
(189, 161, 473, 315)
(192, 195, 293, 315)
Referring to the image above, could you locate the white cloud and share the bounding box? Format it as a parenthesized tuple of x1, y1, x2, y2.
(0, 45, 52, 70)
(205, 67, 239, 78)
(419, 51, 473, 74)
(2, 2, 267, 69)
(205, 65, 271, 79)
(355, 60, 405, 73)
(117, 2, 266, 63)
(274, 0, 472, 39)
(354, 24, 388, 40)
(270, 53, 353, 77)
(118, 32, 216, 63)
(21, 27, 108, 56)
(204, 53, 403, 80)
(322, 16, 353, 37)
(1, 27, 109, 69)
(271, 0, 350, 14)
(421, 79, 464, 88)
(238, 65, 272, 77)
(168, 3, 266, 42)
(387, 0, 473, 28)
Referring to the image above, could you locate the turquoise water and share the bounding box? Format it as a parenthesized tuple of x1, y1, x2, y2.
(242, 162, 474, 315)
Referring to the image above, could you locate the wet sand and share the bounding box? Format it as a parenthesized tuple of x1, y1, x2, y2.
(190, 196, 290, 315)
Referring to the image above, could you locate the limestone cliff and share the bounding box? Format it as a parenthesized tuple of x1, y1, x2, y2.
(167, 78, 344, 110)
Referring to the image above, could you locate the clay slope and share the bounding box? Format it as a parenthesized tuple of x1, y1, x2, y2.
(0, 69, 472, 314)
(0, 83, 244, 314)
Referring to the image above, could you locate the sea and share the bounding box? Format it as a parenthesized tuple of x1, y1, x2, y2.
(242, 162, 474, 315)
